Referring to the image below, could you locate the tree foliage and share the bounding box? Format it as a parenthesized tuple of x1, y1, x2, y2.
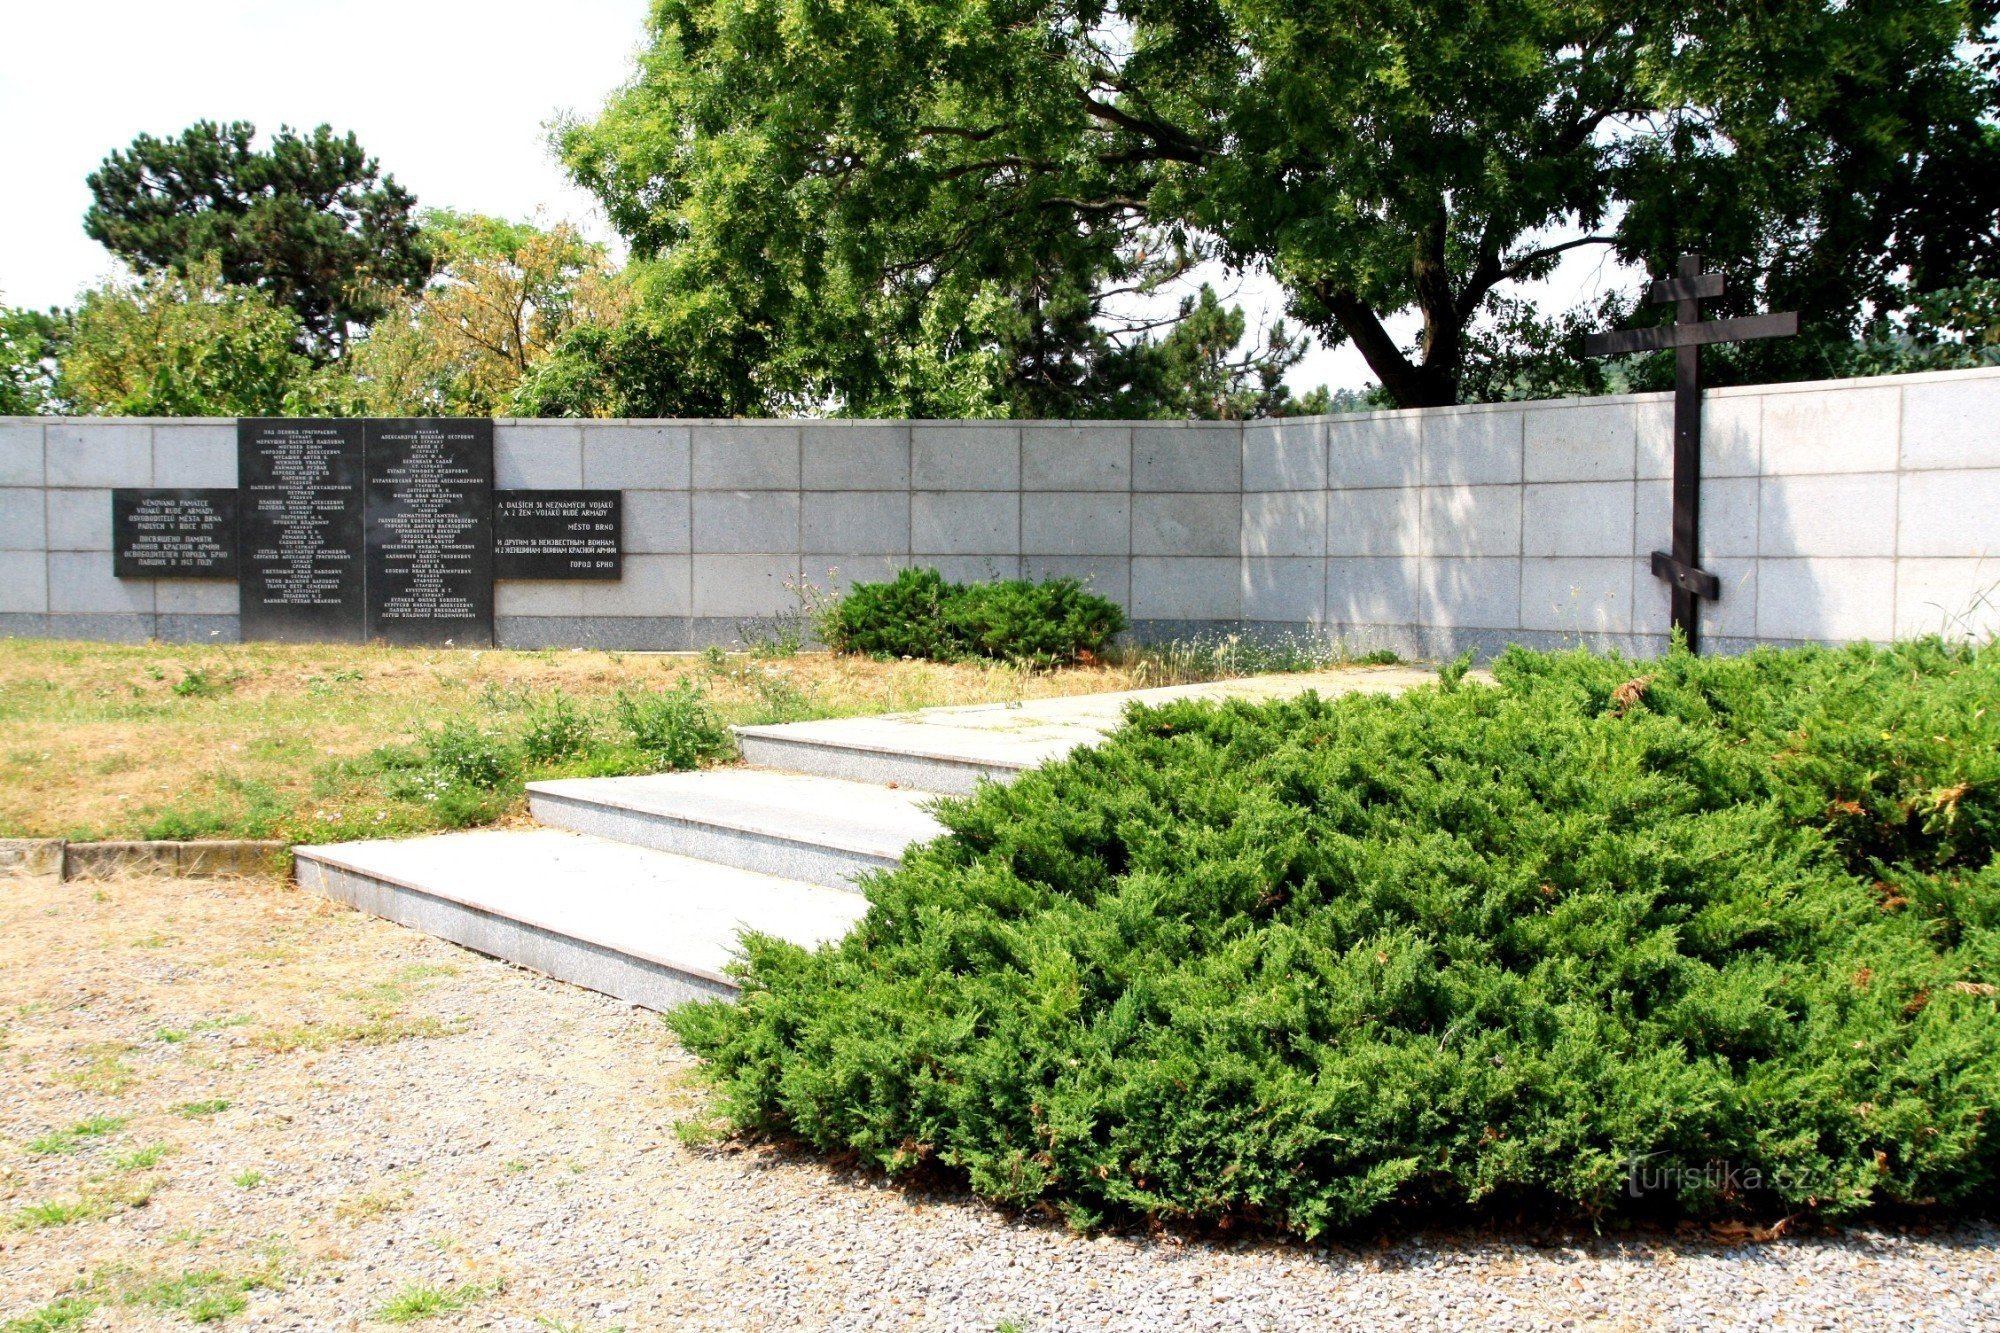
(0, 302, 66, 415)
(563, 0, 1999, 408)
(84, 120, 432, 359)
(55, 257, 323, 417)
(343, 210, 626, 416)
(677, 641, 2000, 1233)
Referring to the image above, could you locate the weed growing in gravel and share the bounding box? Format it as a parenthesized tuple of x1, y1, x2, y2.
(231, 1170, 265, 1189)
(372, 1280, 495, 1323)
(26, 1115, 126, 1155)
(7, 1197, 106, 1230)
(120, 1268, 267, 1323)
(0, 1295, 98, 1330)
(174, 1099, 230, 1118)
(112, 1144, 172, 1171)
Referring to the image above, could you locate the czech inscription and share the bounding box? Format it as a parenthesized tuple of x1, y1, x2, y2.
(364, 419, 494, 646)
(112, 489, 238, 578)
(238, 419, 365, 643)
(494, 490, 622, 580)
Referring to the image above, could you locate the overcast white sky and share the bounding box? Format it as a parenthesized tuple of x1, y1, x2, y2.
(1, 1, 1636, 396)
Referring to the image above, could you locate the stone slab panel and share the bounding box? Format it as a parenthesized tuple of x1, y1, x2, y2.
(1422, 557, 1522, 630)
(1641, 395, 1763, 480)
(582, 424, 692, 490)
(497, 616, 691, 651)
(155, 613, 240, 643)
(801, 491, 909, 555)
(1243, 557, 1325, 623)
(802, 423, 910, 490)
(0, 488, 46, 550)
(801, 555, 908, 596)
(1242, 491, 1325, 558)
(921, 555, 1022, 583)
(152, 423, 239, 487)
(1524, 403, 1636, 482)
(693, 424, 801, 489)
(1131, 556, 1241, 620)
(1133, 493, 1238, 557)
(494, 423, 584, 488)
(1422, 410, 1521, 486)
(495, 580, 585, 617)
(622, 490, 692, 553)
(1022, 426, 1129, 491)
(0, 422, 43, 486)
(46, 423, 150, 487)
(1635, 477, 1758, 560)
(1759, 473, 1897, 558)
(1420, 485, 1521, 557)
(1894, 557, 2000, 639)
(1132, 425, 1240, 492)
(0, 838, 63, 877)
(50, 550, 153, 614)
(1523, 481, 1635, 558)
(574, 554, 692, 618)
(1023, 492, 1128, 556)
(1762, 386, 1899, 475)
(1243, 419, 1326, 491)
(1021, 555, 1129, 607)
(1520, 557, 1634, 634)
(1756, 558, 1896, 641)
(1326, 557, 1423, 625)
(692, 554, 801, 617)
(1896, 469, 2000, 558)
(911, 425, 1019, 491)
(47, 612, 155, 642)
(0, 551, 47, 612)
(1327, 488, 1419, 558)
(155, 579, 236, 614)
(911, 492, 1019, 555)
(1901, 376, 2000, 470)
(45, 488, 111, 551)
(1328, 414, 1422, 489)
(693, 490, 800, 554)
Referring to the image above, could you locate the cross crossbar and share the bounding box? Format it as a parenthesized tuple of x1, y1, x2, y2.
(1582, 310, 1800, 358)
(1648, 272, 1727, 304)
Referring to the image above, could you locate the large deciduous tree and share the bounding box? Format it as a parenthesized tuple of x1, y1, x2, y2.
(85, 121, 432, 360)
(563, 0, 1999, 408)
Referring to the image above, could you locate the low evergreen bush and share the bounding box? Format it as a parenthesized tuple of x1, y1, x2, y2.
(674, 641, 2000, 1233)
(822, 567, 1126, 667)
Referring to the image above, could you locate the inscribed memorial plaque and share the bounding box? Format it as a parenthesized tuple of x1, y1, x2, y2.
(238, 419, 365, 642)
(493, 490, 622, 580)
(112, 489, 238, 578)
(363, 419, 494, 646)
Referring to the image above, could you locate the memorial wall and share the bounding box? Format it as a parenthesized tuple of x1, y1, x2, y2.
(4, 363, 1998, 656)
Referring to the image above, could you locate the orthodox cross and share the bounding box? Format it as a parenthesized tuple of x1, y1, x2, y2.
(1584, 253, 1798, 652)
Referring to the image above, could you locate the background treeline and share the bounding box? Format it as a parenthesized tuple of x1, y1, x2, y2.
(4, 0, 1997, 421)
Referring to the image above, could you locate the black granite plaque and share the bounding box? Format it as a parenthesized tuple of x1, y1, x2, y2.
(363, 419, 494, 646)
(493, 490, 622, 580)
(238, 419, 366, 642)
(113, 489, 238, 578)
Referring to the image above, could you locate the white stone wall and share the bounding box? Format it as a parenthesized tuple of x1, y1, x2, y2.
(3, 364, 1996, 654)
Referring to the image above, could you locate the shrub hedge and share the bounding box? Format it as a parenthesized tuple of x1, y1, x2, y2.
(673, 641, 2000, 1233)
(822, 567, 1126, 666)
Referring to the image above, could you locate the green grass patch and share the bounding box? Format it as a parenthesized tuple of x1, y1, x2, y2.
(25, 1115, 126, 1156)
(174, 1099, 231, 1118)
(675, 640, 2000, 1234)
(372, 1281, 493, 1323)
(0, 1297, 99, 1332)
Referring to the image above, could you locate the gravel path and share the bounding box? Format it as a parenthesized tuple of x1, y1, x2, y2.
(1, 871, 1993, 1331)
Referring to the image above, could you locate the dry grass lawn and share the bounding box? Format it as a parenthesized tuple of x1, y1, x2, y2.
(0, 639, 1174, 844)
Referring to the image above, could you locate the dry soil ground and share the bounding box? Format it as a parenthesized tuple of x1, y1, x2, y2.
(2, 870, 1996, 1332)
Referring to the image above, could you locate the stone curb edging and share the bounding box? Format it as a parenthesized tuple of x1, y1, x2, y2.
(0, 838, 287, 881)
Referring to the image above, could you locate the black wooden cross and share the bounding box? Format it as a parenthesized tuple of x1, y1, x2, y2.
(1583, 253, 1798, 652)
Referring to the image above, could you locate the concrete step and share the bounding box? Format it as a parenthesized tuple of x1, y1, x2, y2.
(732, 666, 1447, 793)
(294, 828, 866, 1011)
(528, 769, 945, 890)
